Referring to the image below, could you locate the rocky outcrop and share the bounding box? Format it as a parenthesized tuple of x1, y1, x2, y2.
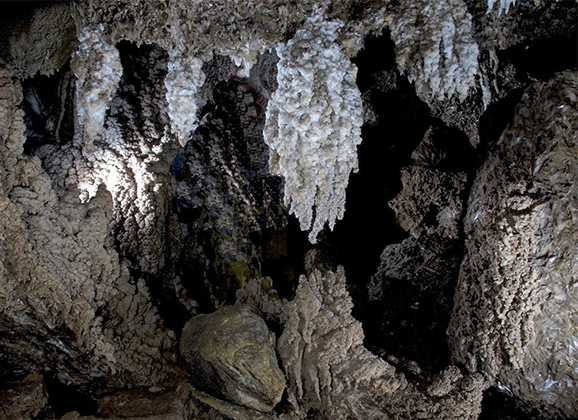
(278, 268, 403, 418)
(77, 0, 385, 59)
(389, 166, 467, 241)
(6, 2, 76, 79)
(277, 267, 486, 419)
(380, 366, 486, 420)
(449, 72, 578, 418)
(180, 305, 286, 412)
(0, 63, 177, 388)
(95, 384, 235, 420)
(368, 125, 469, 370)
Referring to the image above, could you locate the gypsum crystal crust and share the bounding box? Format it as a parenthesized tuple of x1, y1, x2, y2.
(388, 0, 480, 103)
(276, 267, 486, 419)
(487, 0, 518, 14)
(71, 25, 122, 148)
(0, 65, 177, 387)
(278, 267, 402, 418)
(165, 49, 206, 147)
(263, 11, 363, 243)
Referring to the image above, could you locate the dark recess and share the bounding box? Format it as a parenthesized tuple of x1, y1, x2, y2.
(44, 376, 98, 418)
(502, 34, 578, 80)
(22, 65, 74, 155)
(321, 30, 468, 371)
(479, 386, 545, 420)
(258, 215, 309, 300)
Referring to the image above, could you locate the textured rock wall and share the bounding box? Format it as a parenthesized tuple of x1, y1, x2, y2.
(0, 64, 177, 388)
(449, 71, 578, 418)
(0, 0, 576, 419)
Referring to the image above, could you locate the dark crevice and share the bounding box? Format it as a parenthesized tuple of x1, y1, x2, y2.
(501, 34, 577, 81)
(257, 215, 309, 300)
(327, 28, 428, 288)
(44, 376, 98, 418)
(429, 122, 477, 173)
(320, 29, 483, 374)
(321, 29, 432, 363)
(175, 77, 299, 314)
(479, 387, 542, 420)
(21, 63, 74, 155)
(113, 41, 170, 141)
(478, 87, 524, 153)
(273, 388, 293, 417)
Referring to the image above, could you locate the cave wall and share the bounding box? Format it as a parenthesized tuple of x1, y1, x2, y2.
(0, 0, 576, 419)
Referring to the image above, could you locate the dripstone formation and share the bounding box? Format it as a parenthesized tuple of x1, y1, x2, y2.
(0, 1, 575, 419)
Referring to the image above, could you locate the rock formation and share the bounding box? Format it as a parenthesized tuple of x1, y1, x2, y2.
(263, 10, 363, 243)
(0, 0, 575, 419)
(449, 71, 578, 418)
(180, 305, 286, 412)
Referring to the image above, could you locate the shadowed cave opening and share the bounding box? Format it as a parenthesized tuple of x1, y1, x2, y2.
(503, 34, 578, 81)
(479, 386, 545, 420)
(21, 64, 74, 155)
(320, 30, 469, 374)
(172, 74, 308, 324)
(44, 377, 98, 418)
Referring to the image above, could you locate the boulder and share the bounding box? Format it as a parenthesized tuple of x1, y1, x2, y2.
(179, 305, 286, 412)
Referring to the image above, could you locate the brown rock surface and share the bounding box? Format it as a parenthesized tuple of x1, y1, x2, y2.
(449, 71, 578, 418)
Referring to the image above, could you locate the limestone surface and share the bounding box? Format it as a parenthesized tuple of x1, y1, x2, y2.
(0, 1, 575, 419)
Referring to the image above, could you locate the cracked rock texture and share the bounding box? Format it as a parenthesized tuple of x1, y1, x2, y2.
(0, 1, 576, 419)
(0, 373, 48, 420)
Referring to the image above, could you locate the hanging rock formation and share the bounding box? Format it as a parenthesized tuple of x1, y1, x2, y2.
(0, 0, 576, 419)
